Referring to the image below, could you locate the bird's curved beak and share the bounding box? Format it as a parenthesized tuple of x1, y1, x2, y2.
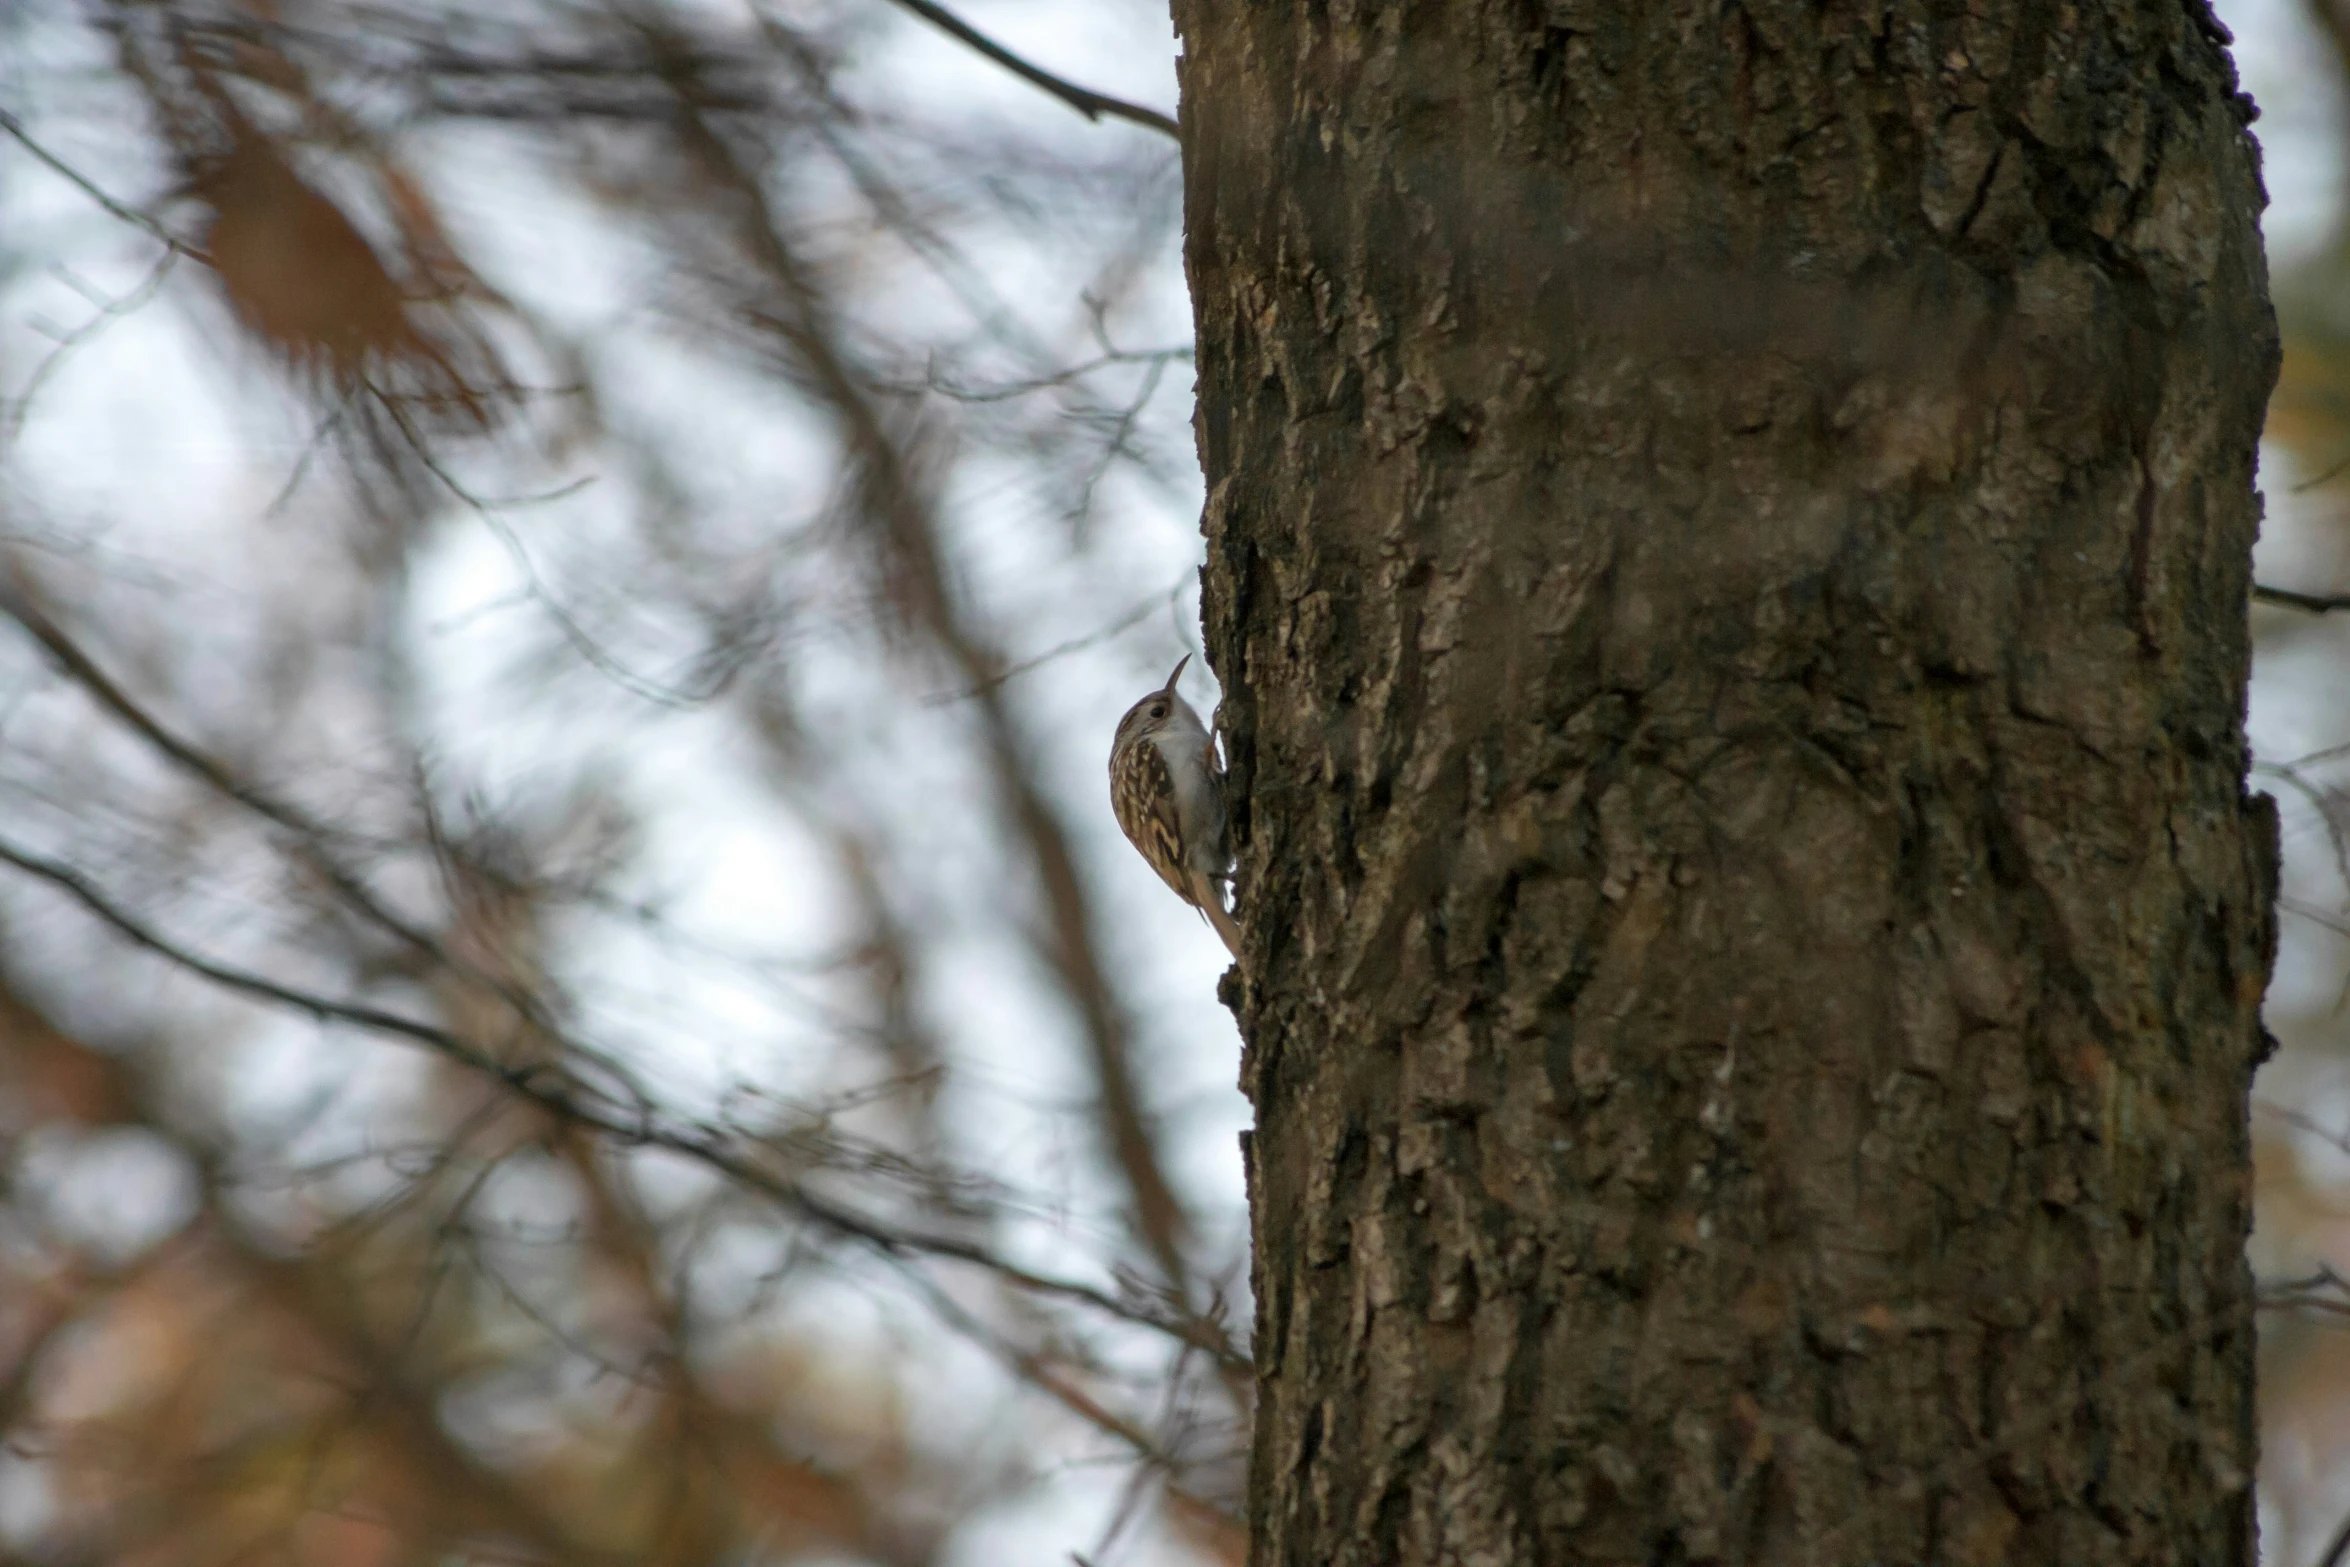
(1162, 654, 1191, 695)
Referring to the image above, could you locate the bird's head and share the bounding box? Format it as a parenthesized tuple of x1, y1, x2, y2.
(1114, 655, 1197, 749)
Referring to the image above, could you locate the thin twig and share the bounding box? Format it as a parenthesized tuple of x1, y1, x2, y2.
(663, 76, 1207, 1305)
(2282, 895, 2350, 941)
(2252, 763, 2350, 908)
(918, 345, 1195, 406)
(2290, 450, 2350, 492)
(924, 576, 1185, 705)
(875, 0, 1180, 138)
(2259, 1264, 2350, 1317)
(0, 832, 1248, 1371)
(2255, 1101, 2350, 1162)
(1070, 351, 1171, 525)
(4, 249, 182, 448)
(2322, 1504, 2350, 1567)
(0, 106, 211, 262)
(900, 1263, 1199, 1469)
(369, 392, 732, 709)
(0, 586, 652, 1108)
(2255, 582, 2350, 613)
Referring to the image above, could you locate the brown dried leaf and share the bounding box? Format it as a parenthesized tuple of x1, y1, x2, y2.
(194, 109, 415, 380)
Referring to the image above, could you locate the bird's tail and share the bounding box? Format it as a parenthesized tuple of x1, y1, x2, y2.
(1187, 869, 1243, 960)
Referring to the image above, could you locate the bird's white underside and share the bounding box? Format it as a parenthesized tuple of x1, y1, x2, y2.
(1148, 712, 1226, 882)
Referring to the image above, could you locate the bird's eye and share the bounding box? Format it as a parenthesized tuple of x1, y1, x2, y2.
(1149, 704, 1166, 718)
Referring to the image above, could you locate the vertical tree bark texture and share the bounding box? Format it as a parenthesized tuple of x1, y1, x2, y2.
(1173, 4, 2278, 1563)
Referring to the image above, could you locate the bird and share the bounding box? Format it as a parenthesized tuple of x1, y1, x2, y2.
(1109, 654, 1241, 959)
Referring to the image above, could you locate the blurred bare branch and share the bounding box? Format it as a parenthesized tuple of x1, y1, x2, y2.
(872, 0, 1179, 138)
(0, 103, 214, 261)
(0, 2, 1232, 1560)
(638, 44, 1204, 1301)
(2256, 581, 2350, 613)
(0, 823, 1243, 1366)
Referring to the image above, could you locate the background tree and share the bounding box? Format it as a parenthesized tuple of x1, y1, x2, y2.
(1174, 3, 2279, 1562)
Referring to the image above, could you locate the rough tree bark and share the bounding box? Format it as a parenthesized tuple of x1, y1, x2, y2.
(1172, 3, 2278, 1563)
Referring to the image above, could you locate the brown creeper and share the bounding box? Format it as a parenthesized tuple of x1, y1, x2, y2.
(1110, 655, 1241, 959)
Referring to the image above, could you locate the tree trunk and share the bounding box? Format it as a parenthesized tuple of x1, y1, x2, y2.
(1172, 4, 2279, 1563)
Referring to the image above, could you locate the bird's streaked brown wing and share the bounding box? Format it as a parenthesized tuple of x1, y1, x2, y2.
(1110, 739, 1194, 905)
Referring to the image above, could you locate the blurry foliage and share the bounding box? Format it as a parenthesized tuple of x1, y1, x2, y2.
(0, 1, 1240, 1563)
